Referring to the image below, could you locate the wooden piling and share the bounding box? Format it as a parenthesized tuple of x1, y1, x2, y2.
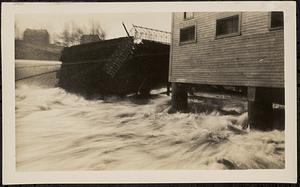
(171, 82, 188, 112)
(247, 87, 274, 130)
(166, 82, 170, 96)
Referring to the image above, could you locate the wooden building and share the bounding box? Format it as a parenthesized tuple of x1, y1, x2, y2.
(169, 12, 284, 130)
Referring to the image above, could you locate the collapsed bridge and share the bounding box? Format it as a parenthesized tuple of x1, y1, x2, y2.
(58, 26, 171, 96)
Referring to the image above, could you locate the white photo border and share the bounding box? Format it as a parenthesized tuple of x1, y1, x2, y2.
(1, 1, 297, 184)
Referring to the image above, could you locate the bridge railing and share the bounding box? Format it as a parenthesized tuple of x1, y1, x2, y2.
(130, 25, 171, 45)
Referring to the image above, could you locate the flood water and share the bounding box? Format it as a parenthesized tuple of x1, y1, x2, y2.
(15, 60, 285, 171)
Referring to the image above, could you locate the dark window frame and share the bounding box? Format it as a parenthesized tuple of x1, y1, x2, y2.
(183, 12, 194, 20)
(215, 14, 241, 39)
(179, 25, 197, 45)
(269, 11, 284, 31)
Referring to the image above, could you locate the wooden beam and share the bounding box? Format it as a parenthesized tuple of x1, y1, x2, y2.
(122, 22, 130, 37)
(170, 82, 188, 113)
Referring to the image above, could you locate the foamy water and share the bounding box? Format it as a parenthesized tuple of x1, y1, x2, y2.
(16, 83, 285, 171)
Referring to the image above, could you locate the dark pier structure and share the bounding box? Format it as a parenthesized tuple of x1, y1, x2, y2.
(58, 36, 169, 96)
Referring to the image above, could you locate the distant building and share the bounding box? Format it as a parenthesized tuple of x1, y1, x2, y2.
(23, 29, 50, 46)
(80, 34, 101, 44)
(16, 29, 63, 60)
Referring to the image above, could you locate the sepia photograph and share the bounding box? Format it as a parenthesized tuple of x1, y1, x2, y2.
(2, 1, 297, 184)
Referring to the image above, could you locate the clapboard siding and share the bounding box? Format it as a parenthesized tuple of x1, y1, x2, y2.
(169, 12, 284, 88)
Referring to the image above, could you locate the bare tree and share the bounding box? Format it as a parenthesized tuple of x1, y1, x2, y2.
(54, 22, 83, 47)
(54, 20, 106, 47)
(89, 20, 106, 40)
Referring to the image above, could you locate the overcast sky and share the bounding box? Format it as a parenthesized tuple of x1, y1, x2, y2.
(15, 13, 172, 42)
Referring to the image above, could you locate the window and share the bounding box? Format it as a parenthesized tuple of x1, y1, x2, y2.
(270, 12, 283, 29)
(216, 15, 240, 38)
(180, 26, 196, 43)
(184, 12, 194, 20)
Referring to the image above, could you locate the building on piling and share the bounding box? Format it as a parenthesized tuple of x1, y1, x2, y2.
(169, 12, 284, 130)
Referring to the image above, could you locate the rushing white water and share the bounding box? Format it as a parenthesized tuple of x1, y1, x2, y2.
(15, 60, 285, 171)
